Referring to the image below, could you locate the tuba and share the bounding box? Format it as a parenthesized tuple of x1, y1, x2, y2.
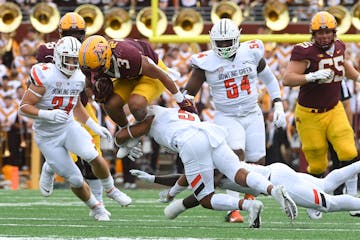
(351, 2, 360, 30)
(75, 4, 104, 35)
(30, 3, 60, 33)
(0, 2, 22, 33)
(211, 1, 242, 26)
(327, 5, 351, 34)
(172, 8, 204, 36)
(263, 0, 289, 31)
(104, 8, 132, 39)
(136, 7, 167, 38)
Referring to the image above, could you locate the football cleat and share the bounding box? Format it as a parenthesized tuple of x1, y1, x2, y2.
(225, 210, 244, 223)
(349, 210, 360, 217)
(271, 185, 298, 220)
(247, 200, 264, 228)
(90, 204, 110, 221)
(39, 163, 55, 197)
(89, 206, 111, 218)
(164, 199, 186, 219)
(307, 208, 323, 220)
(106, 187, 132, 206)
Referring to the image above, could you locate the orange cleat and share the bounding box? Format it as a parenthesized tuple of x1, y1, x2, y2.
(225, 210, 244, 223)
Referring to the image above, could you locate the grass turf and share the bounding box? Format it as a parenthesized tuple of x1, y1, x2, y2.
(0, 188, 359, 239)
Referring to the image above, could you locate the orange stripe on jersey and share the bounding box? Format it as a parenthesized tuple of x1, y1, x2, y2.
(31, 67, 43, 87)
(313, 189, 320, 205)
(191, 174, 202, 188)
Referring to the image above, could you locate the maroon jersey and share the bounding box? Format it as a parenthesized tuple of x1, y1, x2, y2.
(36, 42, 56, 63)
(105, 38, 159, 80)
(291, 40, 345, 109)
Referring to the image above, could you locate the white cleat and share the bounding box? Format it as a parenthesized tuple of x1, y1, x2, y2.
(106, 188, 132, 206)
(349, 210, 360, 217)
(159, 189, 173, 203)
(272, 185, 298, 220)
(39, 163, 55, 197)
(164, 199, 186, 219)
(91, 204, 110, 221)
(307, 208, 323, 220)
(248, 200, 264, 228)
(89, 206, 111, 217)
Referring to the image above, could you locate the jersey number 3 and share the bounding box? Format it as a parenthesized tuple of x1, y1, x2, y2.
(224, 76, 251, 98)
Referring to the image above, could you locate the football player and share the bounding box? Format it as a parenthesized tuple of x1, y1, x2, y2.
(131, 158, 360, 220)
(78, 35, 197, 129)
(114, 105, 298, 228)
(36, 12, 109, 217)
(20, 36, 131, 221)
(283, 11, 360, 206)
(182, 18, 286, 222)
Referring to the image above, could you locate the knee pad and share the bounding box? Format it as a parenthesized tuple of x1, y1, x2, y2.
(67, 175, 84, 188)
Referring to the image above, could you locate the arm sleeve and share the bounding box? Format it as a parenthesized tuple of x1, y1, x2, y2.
(257, 65, 281, 100)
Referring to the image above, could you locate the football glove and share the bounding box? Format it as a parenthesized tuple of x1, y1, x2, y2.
(38, 109, 69, 123)
(85, 118, 113, 142)
(305, 69, 333, 83)
(129, 169, 155, 183)
(273, 102, 286, 129)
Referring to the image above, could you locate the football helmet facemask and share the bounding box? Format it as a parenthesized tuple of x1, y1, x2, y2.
(53, 36, 81, 76)
(78, 35, 112, 74)
(59, 12, 86, 42)
(210, 18, 240, 59)
(310, 11, 337, 50)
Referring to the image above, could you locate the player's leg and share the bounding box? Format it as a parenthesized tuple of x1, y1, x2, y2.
(214, 113, 246, 222)
(37, 138, 109, 221)
(66, 122, 132, 206)
(295, 104, 329, 176)
(177, 132, 264, 228)
(328, 103, 359, 196)
(213, 143, 298, 220)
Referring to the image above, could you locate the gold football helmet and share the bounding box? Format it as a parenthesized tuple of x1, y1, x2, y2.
(310, 11, 337, 32)
(59, 12, 86, 41)
(79, 35, 112, 73)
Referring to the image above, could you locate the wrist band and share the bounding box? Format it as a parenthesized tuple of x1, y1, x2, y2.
(127, 125, 135, 139)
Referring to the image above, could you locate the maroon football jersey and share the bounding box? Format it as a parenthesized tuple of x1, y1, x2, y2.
(36, 42, 56, 63)
(106, 38, 159, 80)
(290, 40, 345, 109)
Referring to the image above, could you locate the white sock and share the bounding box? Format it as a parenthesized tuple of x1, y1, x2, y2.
(246, 171, 271, 195)
(85, 193, 100, 209)
(210, 193, 239, 211)
(241, 199, 252, 211)
(100, 176, 115, 192)
(87, 179, 104, 203)
(226, 189, 239, 197)
(169, 182, 187, 197)
(345, 175, 358, 196)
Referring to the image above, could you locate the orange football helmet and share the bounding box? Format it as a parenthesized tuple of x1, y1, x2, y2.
(59, 12, 86, 42)
(78, 35, 112, 73)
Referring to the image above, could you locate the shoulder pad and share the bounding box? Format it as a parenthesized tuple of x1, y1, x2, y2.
(240, 39, 264, 63)
(191, 50, 219, 71)
(30, 63, 55, 87)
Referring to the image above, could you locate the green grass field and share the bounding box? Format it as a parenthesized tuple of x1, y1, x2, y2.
(0, 187, 359, 239)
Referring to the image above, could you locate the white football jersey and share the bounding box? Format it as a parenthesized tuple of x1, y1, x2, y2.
(30, 63, 85, 137)
(191, 39, 264, 116)
(148, 106, 227, 152)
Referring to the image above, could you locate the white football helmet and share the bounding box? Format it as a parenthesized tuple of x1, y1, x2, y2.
(53, 36, 81, 76)
(210, 18, 240, 59)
